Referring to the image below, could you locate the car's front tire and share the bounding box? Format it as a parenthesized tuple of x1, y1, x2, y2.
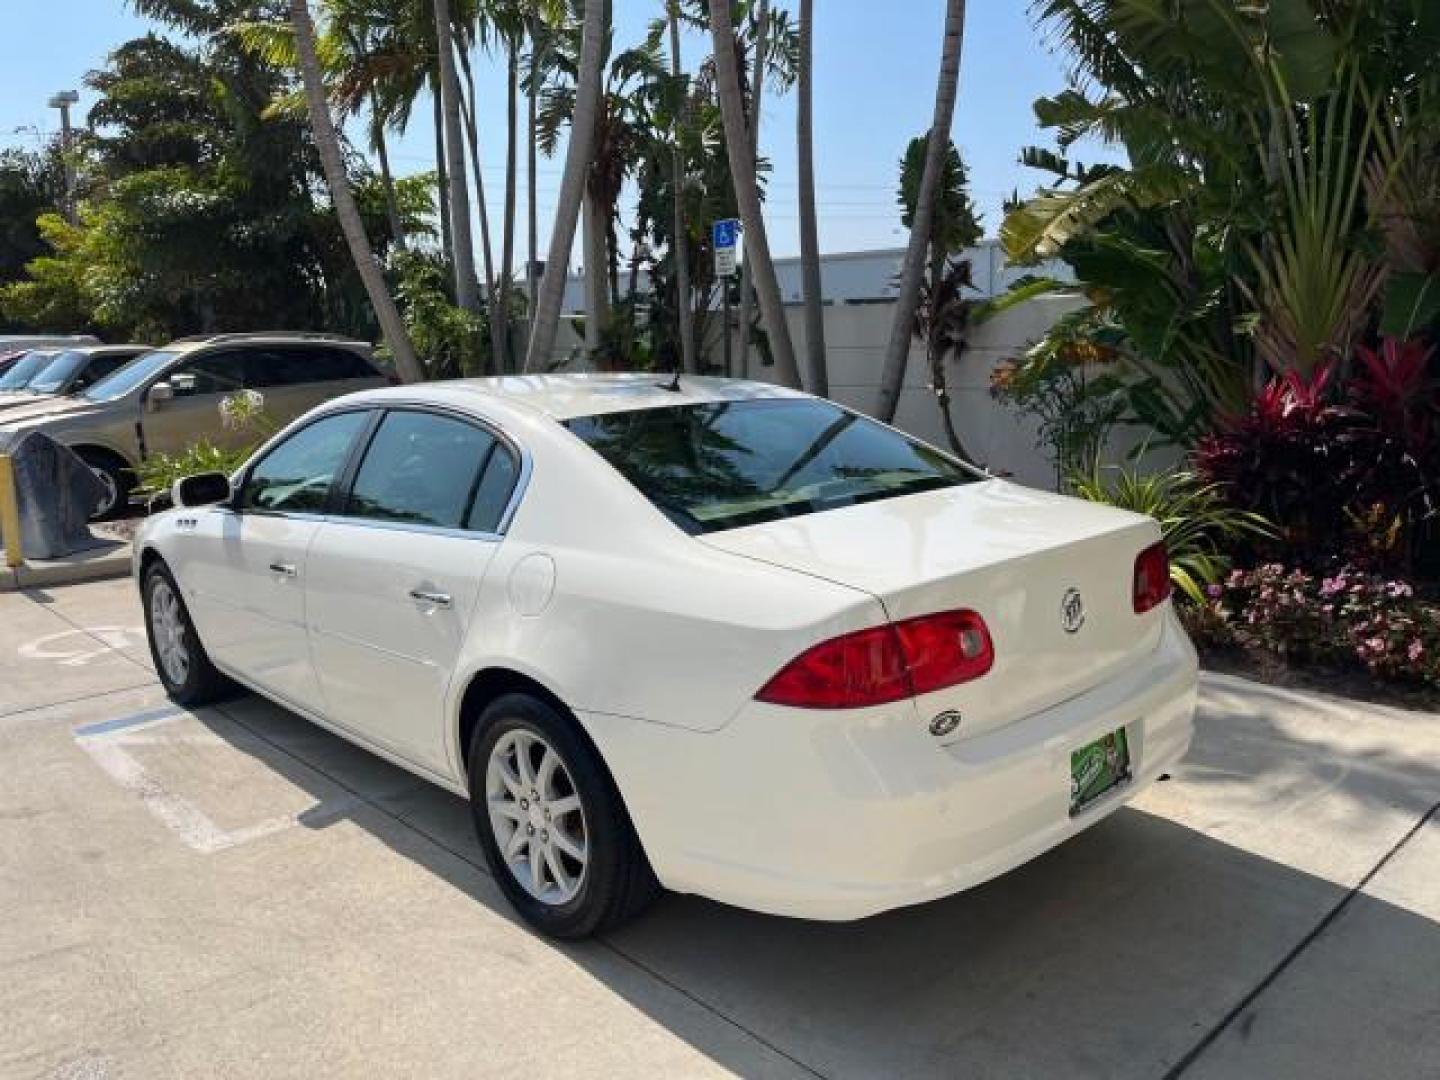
(142, 562, 234, 706)
(467, 693, 657, 938)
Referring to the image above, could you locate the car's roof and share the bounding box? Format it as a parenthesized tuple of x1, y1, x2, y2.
(66, 344, 151, 356)
(164, 332, 371, 354)
(352, 373, 810, 422)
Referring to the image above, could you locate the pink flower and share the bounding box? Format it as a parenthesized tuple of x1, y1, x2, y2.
(1409, 640, 1425, 662)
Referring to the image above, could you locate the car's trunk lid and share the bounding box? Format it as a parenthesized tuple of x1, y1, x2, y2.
(700, 479, 1166, 741)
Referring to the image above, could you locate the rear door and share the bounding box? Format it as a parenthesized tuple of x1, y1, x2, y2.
(180, 409, 374, 713)
(304, 407, 522, 773)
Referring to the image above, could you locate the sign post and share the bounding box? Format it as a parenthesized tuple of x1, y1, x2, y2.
(713, 219, 740, 376)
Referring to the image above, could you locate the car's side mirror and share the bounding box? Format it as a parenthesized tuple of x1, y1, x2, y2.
(171, 472, 232, 509)
(147, 382, 175, 411)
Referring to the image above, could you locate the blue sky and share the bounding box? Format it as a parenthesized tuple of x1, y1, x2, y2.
(0, 0, 1107, 261)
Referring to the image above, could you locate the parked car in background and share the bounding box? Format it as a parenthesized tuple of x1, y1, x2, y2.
(0, 345, 151, 415)
(134, 374, 1198, 939)
(0, 332, 389, 518)
(0, 349, 60, 398)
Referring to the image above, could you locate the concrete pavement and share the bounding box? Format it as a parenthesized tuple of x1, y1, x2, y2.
(2, 578, 1437, 1079)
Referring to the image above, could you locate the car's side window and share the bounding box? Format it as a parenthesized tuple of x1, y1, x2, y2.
(345, 410, 500, 530)
(81, 355, 131, 387)
(168, 350, 247, 397)
(240, 410, 371, 514)
(465, 443, 520, 533)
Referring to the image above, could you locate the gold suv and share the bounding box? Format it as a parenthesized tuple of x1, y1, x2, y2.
(0, 332, 389, 517)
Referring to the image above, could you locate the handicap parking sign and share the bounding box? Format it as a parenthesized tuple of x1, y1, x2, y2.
(712, 218, 740, 251)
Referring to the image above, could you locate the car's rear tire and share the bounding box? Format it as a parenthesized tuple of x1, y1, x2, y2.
(76, 448, 132, 521)
(142, 562, 234, 706)
(467, 693, 658, 938)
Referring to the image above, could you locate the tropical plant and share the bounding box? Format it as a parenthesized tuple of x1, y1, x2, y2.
(525, 0, 605, 370)
(795, 0, 825, 394)
(1001, 0, 1440, 446)
(290, 0, 423, 382)
(707, 0, 799, 388)
(1068, 461, 1274, 605)
(876, 0, 966, 422)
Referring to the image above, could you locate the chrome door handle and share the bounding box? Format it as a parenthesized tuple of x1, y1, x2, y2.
(269, 561, 298, 578)
(409, 588, 452, 609)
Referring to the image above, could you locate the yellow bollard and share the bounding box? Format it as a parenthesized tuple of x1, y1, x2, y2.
(0, 454, 22, 569)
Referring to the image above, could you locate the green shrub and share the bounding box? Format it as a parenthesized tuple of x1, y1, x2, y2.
(135, 439, 252, 496)
(1068, 462, 1274, 605)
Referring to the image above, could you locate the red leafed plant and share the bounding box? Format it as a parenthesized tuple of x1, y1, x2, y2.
(1349, 337, 1436, 453)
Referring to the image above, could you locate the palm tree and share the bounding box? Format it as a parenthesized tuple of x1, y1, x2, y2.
(708, 0, 800, 389)
(289, 0, 423, 382)
(735, 0, 768, 378)
(796, 0, 826, 396)
(525, 0, 605, 370)
(433, 0, 482, 316)
(667, 1, 696, 374)
(875, 0, 965, 422)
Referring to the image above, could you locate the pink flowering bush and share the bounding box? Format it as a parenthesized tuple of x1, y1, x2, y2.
(1197, 564, 1440, 688)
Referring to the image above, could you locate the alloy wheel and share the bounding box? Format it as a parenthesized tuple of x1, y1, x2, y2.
(149, 578, 191, 687)
(485, 728, 589, 905)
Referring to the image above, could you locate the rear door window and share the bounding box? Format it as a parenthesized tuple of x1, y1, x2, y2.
(345, 410, 503, 531)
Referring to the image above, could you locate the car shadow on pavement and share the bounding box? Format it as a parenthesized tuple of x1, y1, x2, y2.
(191, 691, 1440, 1080)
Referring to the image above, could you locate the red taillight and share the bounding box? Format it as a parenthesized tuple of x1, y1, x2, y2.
(1133, 541, 1172, 613)
(755, 609, 994, 710)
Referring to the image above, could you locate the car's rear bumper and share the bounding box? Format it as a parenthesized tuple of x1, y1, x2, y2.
(586, 608, 1198, 921)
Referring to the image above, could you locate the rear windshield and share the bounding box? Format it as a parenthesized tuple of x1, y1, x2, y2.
(565, 398, 977, 534)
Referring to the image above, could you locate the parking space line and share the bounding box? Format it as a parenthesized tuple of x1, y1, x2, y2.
(74, 704, 185, 737)
(74, 704, 363, 855)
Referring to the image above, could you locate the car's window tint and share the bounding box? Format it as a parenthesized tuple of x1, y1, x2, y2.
(308, 347, 377, 381)
(465, 444, 519, 533)
(346, 411, 496, 529)
(170, 351, 247, 396)
(241, 411, 370, 514)
(81, 349, 175, 402)
(565, 398, 976, 534)
(22, 350, 85, 394)
(0, 351, 55, 391)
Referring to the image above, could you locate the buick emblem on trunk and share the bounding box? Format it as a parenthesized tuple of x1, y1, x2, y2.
(1061, 588, 1086, 633)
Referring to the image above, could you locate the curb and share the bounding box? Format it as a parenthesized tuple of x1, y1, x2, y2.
(0, 541, 132, 593)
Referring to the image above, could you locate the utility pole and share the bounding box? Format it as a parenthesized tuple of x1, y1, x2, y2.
(47, 91, 79, 223)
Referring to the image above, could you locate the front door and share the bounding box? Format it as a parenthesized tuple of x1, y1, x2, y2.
(180, 408, 373, 713)
(304, 408, 521, 773)
(141, 349, 253, 458)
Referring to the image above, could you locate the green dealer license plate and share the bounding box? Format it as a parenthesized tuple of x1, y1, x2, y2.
(1070, 727, 1131, 815)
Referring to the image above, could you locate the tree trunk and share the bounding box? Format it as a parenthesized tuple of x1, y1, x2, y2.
(796, 0, 827, 396)
(501, 44, 519, 374)
(455, 44, 503, 374)
(875, 0, 965, 422)
(708, 0, 799, 388)
(290, 0, 422, 383)
(527, 15, 542, 332)
(433, 84, 452, 271)
(582, 188, 609, 355)
(525, 0, 606, 372)
(667, 3, 697, 374)
(736, 0, 768, 379)
(432, 0, 480, 316)
(372, 114, 406, 251)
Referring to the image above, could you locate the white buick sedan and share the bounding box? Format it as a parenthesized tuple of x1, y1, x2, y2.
(136, 374, 1197, 937)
